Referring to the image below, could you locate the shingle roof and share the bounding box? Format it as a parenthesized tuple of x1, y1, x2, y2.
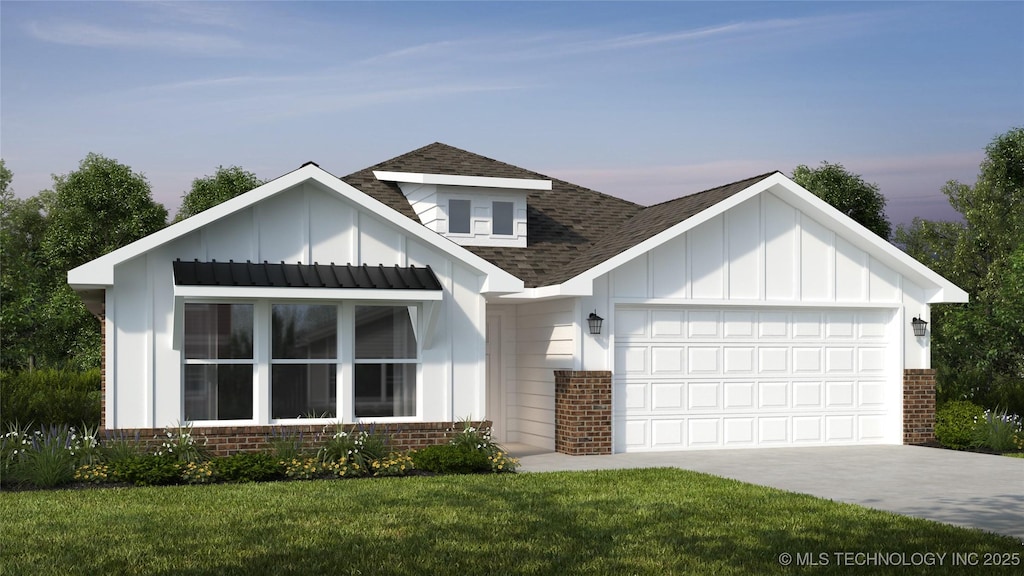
(340, 143, 777, 288)
(173, 260, 442, 290)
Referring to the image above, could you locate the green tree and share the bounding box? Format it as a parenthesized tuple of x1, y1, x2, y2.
(897, 127, 1024, 412)
(1, 162, 51, 369)
(43, 153, 167, 272)
(176, 165, 264, 221)
(792, 161, 892, 240)
(1, 154, 168, 370)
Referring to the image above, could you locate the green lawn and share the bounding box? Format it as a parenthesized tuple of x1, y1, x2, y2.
(1, 468, 1020, 575)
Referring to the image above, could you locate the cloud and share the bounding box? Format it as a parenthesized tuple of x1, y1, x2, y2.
(26, 20, 245, 55)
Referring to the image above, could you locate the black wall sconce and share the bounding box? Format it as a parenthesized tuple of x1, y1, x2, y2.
(911, 316, 928, 337)
(587, 311, 604, 335)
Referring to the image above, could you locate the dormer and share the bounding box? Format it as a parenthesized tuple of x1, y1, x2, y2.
(373, 171, 551, 248)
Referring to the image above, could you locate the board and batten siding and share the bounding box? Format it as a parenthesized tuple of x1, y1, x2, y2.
(579, 192, 931, 371)
(104, 182, 487, 429)
(511, 298, 577, 449)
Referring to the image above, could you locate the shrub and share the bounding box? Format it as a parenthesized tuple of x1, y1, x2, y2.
(447, 419, 519, 473)
(935, 400, 985, 449)
(100, 429, 143, 464)
(0, 369, 101, 429)
(370, 452, 414, 477)
(180, 461, 217, 484)
(317, 424, 390, 472)
(153, 422, 209, 463)
(113, 455, 180, 486)
(412, 444, 490, 474)
(12, 425, 80, 488)
(268, 427, 306, 461)
(216, 452, 283, 483)
(972, 409, 1024, 452)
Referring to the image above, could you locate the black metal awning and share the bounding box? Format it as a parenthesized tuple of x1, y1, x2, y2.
(172, 260, 442, 290)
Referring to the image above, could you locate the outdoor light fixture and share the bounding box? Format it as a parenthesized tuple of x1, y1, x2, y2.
(911, 316, 928, 337)
(587, 311, 604, 335)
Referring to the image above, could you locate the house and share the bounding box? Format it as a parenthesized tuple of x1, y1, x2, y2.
(68, 143, 968, 455)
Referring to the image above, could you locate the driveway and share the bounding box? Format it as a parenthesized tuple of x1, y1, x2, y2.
(509, 444, 1024, 540)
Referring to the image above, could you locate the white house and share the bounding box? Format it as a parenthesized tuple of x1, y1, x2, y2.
(68, 143, 967, 455)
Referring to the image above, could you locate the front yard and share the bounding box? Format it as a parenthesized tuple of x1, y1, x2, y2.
(1, 468, 1020, 575)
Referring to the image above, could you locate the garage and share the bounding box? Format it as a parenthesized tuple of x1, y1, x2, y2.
(613, 306, 901, 452)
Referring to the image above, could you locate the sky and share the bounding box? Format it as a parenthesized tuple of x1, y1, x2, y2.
(2, 1, 1022, 226)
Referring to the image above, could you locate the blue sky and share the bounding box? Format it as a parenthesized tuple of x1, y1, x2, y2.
(2, 1, 1022, 225)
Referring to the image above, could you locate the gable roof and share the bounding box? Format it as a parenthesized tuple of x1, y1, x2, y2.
(68, 163, 522, 294)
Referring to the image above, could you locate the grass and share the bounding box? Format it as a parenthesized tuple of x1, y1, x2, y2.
(1, 468, 1021, 575)
(1004, 452, 1024, 458)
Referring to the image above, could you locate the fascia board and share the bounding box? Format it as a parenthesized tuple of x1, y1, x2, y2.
(373, 170, 552, 191)
(69, 164, 525, 296)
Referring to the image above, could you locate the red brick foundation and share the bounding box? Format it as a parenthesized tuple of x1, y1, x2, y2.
(100, 421, 490, 458)
(554, 370, 612, 455)
(99, 312, 106, 430)
(904, 369, 936, 445)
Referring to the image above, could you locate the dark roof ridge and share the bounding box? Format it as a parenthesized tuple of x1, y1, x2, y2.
(641, 170, 782, 209)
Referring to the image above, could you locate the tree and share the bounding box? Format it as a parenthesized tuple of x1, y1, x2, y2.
(43, 153, 167, 272)
(0, 154, 168, 370)
(792, 161, 892, 240)
(897, 127, 1024, 413)
(176, 165, 264, 221)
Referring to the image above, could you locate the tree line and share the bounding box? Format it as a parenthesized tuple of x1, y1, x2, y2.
(0, 155, 262, 371)
(2, 128, 1021, 414)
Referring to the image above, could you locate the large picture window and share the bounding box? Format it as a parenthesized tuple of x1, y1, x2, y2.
(183, 303, 254, 421)
(271, 304, 337, 419)
(354, 306, 418, 418)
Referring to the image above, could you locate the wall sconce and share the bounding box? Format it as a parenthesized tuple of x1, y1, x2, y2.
(911, 316, 928, 337)
(587, 311, 604, 335)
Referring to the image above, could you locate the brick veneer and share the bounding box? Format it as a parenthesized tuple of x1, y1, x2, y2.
(554, 370, 612, 455)
(99, 421, 491, 458)
(904, 369, 936, 445)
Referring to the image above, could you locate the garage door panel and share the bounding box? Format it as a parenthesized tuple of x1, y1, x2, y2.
(651, 347, 685, 374)
(724, 418, 755, 445)
(793, 381, 822, 408)
(724, 382, 755, 409)
(615, 306, 897, 451)
(724, 347, 754, 372)
(651, 382, 684, 410)
(687, 382, 720, 410)
(688, 419, 720, 446)
(759, 381, 789, 408)
(688, 347, 720, 374)
(651, 420, 685, 448)
(793, 416, 823, 442)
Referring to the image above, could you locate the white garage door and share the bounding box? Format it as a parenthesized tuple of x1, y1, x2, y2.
(614, 307, 899, 452)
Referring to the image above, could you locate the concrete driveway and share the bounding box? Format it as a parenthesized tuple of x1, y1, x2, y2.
(509, 444, 1024, 540)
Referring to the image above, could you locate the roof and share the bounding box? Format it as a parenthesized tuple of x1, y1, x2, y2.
(173, 260, 442, 291)
(342, 143, 773, 288)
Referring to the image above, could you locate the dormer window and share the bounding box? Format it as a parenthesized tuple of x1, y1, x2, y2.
(374, 170, 551, 248)
(492, 201, 514, 236)
(448, 199, 471, 234)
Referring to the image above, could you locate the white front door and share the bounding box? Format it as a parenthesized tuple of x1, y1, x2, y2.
(486, 315, 505, 442)
(614, 307, 900, 452)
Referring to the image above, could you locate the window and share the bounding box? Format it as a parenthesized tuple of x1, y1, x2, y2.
(354, 306, 417, 418)
(271, 304, 337, 419)
(183, 304, 254, 421)
(492, 201, 514, 236)
(448, 199, 471, 234)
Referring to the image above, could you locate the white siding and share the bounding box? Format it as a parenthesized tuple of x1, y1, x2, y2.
(106, 182, 489, 429)
(512, 298, 576, 449)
